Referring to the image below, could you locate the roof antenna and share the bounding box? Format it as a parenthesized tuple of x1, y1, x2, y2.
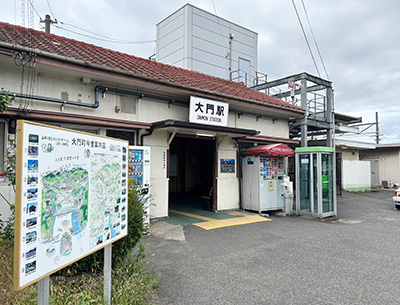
(40, 14, 58, 34)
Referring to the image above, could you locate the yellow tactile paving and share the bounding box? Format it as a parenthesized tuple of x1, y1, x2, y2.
(194, 212, 271, 230)
(168, 209, 212, 221)
(170, 210, 271, 230)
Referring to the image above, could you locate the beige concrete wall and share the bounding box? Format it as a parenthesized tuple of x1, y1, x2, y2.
(361, 148, 400, 184)
(337, 149, 359, 161)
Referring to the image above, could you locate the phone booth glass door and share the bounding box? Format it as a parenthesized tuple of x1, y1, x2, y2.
(295, 147, 336, 219)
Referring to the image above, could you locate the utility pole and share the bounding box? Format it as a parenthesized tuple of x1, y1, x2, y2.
(40, 14, 57, 34)
(300, 76, 308, 147)
(375, 111, 380, 144)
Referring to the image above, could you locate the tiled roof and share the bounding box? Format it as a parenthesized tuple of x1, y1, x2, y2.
(0, 21, 303, 112)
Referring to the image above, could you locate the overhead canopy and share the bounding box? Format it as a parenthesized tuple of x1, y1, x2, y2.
(151, 119, 258, 138)
(242, 143, 295, 157)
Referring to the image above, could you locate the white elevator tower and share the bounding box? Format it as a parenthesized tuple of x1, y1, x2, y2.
(156, 4, 258, 86)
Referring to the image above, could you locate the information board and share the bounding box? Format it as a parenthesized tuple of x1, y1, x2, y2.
(14, 121, 129, 290)
(220, 159, 235, 173)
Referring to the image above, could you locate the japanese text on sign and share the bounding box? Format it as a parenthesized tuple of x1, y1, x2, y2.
(189, 96, 229, 127)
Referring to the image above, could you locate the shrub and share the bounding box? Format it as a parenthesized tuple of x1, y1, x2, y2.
(0, 205, 15, 242)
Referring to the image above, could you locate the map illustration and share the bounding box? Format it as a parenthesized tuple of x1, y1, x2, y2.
(41, 167, 89, 256)
(89, 154, 122, 248)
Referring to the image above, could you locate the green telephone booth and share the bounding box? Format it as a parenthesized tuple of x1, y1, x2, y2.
(295, 147, 336, 219)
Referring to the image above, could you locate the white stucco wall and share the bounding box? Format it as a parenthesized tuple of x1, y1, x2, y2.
(216, 137, 240, 210)
(342, 160, 371, 192)
(143, 131, 169, 218)
(228, 114, 289, 138)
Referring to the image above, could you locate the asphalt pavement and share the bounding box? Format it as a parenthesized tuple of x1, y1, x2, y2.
(142, 189, 400, 305)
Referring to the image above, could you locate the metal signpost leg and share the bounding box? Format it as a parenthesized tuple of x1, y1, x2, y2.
(37, 276, 49, 305)
(104, 244, 112, 305)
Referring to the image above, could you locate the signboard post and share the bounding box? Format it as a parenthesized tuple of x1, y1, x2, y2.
(37, 276, 49, 305)
(14, 120, 129, 296)
(104, 245, 112, 305)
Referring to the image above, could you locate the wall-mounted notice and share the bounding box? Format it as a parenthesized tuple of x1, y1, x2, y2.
(14, 121, 129, 290)
(220, 159, 235, 173)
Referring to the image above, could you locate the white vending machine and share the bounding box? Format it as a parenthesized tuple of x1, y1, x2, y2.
(241, 144, 294, 213)
(128, 146, 151, 231)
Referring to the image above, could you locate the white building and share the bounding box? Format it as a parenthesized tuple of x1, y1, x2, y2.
(0, 21, 304, 221)
(156, 4, 258, 86)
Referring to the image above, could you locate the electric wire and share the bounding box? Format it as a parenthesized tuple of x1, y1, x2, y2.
(46, 0, 57, 21)
(28, 1, 153, 45)
(211, 0, 229, 51)
(29, 0, 42, 21)
(291, 0, 321, 77)
(300, 0, 329, 80)
(59, 22, 155, 44)
(54, 24, 155, 45)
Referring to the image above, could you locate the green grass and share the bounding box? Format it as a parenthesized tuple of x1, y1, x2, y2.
(0, 240, 158, 305)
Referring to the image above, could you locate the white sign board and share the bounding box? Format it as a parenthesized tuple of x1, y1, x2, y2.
(189, 96, 229, 127)
(14, 121, 129, 290)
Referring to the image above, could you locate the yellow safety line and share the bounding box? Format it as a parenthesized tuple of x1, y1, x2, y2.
(168, 209, 213, 221)
(168, 209, 271, 230)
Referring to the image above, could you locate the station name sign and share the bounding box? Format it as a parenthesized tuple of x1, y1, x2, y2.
(189, 96, 229, 127)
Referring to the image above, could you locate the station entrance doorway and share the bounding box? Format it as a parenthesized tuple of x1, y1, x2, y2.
(169, 136, 216, 211)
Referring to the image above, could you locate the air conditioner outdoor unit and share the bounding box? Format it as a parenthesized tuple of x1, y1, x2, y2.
(382, 180, 393, 188)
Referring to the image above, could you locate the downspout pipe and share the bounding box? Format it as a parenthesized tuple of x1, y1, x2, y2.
(140, 126, 155, 146)
(234, 138, 243, 210)
(8, 91, 99, 108)
(6, 86, 187, 110)
(94, 86, 187, 106)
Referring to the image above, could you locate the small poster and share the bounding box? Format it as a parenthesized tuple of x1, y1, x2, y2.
(220, 159, 235, 173)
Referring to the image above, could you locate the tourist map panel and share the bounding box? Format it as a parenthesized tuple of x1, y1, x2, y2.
(14, 121, 128, 290)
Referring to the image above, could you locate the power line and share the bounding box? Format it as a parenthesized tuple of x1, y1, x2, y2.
(211, 0, 229, 51)
(46, 0, 57, 21)
(54, 25, 155, 45)
(291, 0, 321, 78)
(22, 1, 155, 46)
(28, 0, 42, 20)
(59, 22, 155, 44)
(300, 0, 329, 80)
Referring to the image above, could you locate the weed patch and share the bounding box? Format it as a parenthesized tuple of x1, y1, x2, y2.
(0, 240, 158, 305)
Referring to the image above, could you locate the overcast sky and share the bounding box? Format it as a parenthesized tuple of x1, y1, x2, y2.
(2, 0, 399, 144)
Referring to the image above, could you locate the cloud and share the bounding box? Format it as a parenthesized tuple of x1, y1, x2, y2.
(1, 0, 399, 143)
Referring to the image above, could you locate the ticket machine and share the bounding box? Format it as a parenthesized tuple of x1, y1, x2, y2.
(241, 144, 295, 213)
